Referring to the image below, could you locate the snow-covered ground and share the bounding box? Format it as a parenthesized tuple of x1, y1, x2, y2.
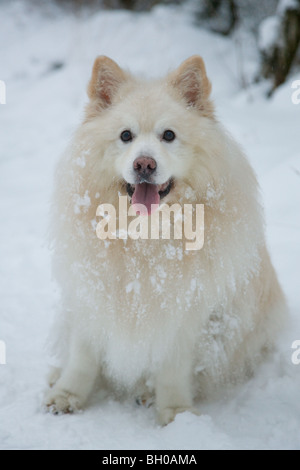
(0, 0, 300, 450)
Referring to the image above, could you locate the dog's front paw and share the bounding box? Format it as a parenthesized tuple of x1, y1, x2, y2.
(157, 407, 199, 426)
(43, 388, 83, 415)
(135, 393, 155, 409)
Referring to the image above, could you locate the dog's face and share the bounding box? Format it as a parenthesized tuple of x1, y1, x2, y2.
(84, 56, 215, 213)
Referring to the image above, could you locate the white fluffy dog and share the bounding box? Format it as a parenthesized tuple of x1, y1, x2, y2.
(44, 56, 286, 425)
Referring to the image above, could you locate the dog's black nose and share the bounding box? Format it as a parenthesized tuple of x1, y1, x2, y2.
(133, 156, 157, 181)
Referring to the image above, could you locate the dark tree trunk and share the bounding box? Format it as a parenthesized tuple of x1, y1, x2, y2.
(55, 0, 173, 11)
(260, 0, 300, 93)
(200, 0, 238, 36)
(103, 0, 175, 10)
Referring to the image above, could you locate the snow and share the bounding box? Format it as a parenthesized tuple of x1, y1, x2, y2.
(277, 0, 299, 15)
(0, 0, 300, 450)
(258, 15, 280, 51)
(259, 0, 300, 51)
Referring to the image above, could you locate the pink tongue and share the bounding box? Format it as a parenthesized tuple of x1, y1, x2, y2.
(132, 183, 160, 215)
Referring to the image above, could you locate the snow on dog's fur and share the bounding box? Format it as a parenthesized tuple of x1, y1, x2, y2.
(45, 56, 286, 425)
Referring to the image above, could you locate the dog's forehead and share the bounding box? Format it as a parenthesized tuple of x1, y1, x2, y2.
(117, 83, 182, 131)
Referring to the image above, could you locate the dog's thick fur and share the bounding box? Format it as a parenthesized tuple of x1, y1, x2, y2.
(45, 56, 286, 425)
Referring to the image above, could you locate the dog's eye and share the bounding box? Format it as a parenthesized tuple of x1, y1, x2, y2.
(162, 130, 176, 142)
(120, 130, 133, 143)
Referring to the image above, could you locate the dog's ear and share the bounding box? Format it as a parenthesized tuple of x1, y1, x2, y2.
(169, 56, 213, 116)
(87, 56, 127, 108)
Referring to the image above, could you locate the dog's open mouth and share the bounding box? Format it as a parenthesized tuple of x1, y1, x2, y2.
(126, 179, 173, 215)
